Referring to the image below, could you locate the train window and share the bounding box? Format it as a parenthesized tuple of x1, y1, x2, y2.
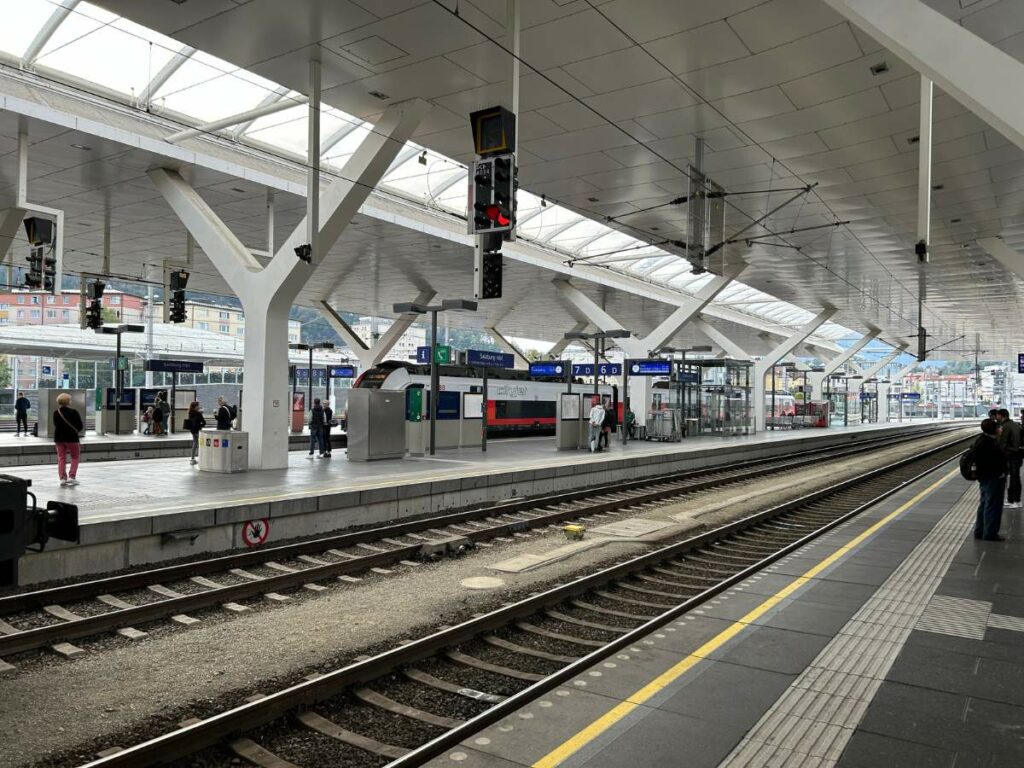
(494, 401, 556, 420)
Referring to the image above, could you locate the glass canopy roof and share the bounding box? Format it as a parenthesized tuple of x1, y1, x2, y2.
(0, 0, 857, 345)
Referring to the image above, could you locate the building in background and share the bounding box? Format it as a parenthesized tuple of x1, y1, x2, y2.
(155, 298, 301, 343)
(350, 317, 426, 361)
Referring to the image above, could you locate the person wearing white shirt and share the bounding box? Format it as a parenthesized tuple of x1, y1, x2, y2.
(588, 399, 606, 452)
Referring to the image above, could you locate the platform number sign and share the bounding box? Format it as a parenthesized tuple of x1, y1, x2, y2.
(241, 518, 270, 548)
(1018, 353, 1024, 374)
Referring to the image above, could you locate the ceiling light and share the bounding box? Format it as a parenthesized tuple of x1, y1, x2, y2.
(587, 196, 600, 203)
(906, 135, 920, 145)
(418, 150, 427, 165)
(932, 184, 944, 191)
(70, 143, 91, 151)
(541, 194, 547, 208)
(870, 61, 889, 76)
(950, 218, 961, 224)
(231, 187, 246, 193)
(368, 90, 390, 100)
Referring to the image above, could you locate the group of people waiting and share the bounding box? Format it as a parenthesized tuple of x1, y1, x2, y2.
(307, 398, 336, 458)
(968, 408, 1022, 541)
(587, 396, 619, 452)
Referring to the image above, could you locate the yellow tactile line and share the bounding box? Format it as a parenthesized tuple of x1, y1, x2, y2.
(531, 467, 960, 768)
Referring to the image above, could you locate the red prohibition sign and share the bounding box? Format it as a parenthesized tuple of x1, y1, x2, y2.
(241, 518, 270, 547)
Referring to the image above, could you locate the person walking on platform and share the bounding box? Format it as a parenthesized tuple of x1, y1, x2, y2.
(151, 395, 166, 436)
(996, 408, 1022, 508)
(588, 396, 605, 453)
(158, 391, 171, 435)
(970, 418, 1006, 541)
(53, 392, 83, 487)
(308, 398, 326, 458)
(184, 401, 206, 466)
(215, 397, 234, 430)
(14, 392, 30, 436)
(601, 399, 617, 449)
(323, 402, 334, 457)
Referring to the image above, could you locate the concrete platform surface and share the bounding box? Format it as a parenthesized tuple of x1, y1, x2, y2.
(11, 419, 965, 584)
(426, 457, 1024, 768)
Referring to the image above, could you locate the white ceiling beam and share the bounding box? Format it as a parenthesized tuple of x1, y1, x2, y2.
(21, 0, 80, 68)
(978, 237, 1024, 282)
(320, 121, 361, 156)
(824, 0, 1024, 151)
(691, 316, 751, 361)
(166, 96, 308, 144)
(427, 169, 467, 202)
(545, 320, 589, 359)
(138, 45, 196, 107)
(231, 86, 291, 140)
(486, 326, 529, 369)
(0, 207, 26, 264)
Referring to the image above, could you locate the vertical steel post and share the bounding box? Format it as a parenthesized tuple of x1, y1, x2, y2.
(770, 366, 776, 430)
(114, 331, 122, 436)
(430, 309, 438, 456)
(917, 76, 933, 361)
(481, 365, 488, 453)
(307, 58, 321, 264)
(307, 347, 313, 419)
(170, 372, 177, 434)
(592, 337, 599, 398)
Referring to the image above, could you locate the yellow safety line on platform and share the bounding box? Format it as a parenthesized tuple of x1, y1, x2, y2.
(531, 467, 960, 768)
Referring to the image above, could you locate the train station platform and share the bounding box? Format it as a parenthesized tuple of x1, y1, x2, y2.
(13, 420, 964, 585)
(428, 460, 1024, 768)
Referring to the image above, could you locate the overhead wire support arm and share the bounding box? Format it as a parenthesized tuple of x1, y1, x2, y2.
(705, 183, 817, 259)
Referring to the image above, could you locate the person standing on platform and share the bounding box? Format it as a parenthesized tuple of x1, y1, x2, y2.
(601, 399, 617, 449)
(308, 398, 326, 458)
(971, 418, 1007, 541)
(158, 391, 171, 435)
(996, 408, 1022, 508)
(215, 397, 233, 430)
(184, 401, 205, 466)
(151, 395, 165, 436)
(588, 396, 605, 453)
(53, 392, 83, 487)
(323, 402, 334, 458)
(14, 392, 30, 436)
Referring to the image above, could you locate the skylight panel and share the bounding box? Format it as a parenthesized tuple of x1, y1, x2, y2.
(153, 50, 281, 123)
(0, 0, 55, 59)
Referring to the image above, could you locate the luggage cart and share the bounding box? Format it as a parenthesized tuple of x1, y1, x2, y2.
(645, 410, 681, 441)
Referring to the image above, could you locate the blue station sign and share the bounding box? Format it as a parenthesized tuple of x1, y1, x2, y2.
(571, 363, 622, 377)
(145, 359, 205, 374)
(329, 365, 357, 378)
(626, 359, 672, 376)
(529, 360, 567, 377)
(467, 349, 515, 369)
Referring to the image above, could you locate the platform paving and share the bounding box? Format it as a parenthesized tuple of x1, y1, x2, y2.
(425, 455, 1023, 768)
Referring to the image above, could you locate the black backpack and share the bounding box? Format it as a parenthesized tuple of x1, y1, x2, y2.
(959, 447, 977, 481)
(229, 404, 238, 419)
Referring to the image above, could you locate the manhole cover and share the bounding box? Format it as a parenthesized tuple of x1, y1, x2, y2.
(461, 576, 505, 590)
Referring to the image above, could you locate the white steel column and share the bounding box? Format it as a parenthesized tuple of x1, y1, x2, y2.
(487, 326, 529, 369)
(150, 98, 430, 468)
(553, 281, 644, 358)
(691, 316, 752, 361)
(546, 321, 588, 360)
(753, 308, 837, 432)
(858, 345, 909, 382)
(0, 207, 25, 265)
(319, 292, 436, 369)
(641, 274, 734, 351)
(807, 328, 880, 400)
(824, 0, 1024, 151)
(978, 238, 1024, 281)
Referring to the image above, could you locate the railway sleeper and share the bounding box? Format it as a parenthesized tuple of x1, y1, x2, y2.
(483, 634, 579, 664)
(515, 622, 605, 648)
(354, 687, 464, 729)
(403, 667, 505, 704)
(229, 738, 298, 768)
(295, 709, 408, 759)
(446, 650, 544, 682)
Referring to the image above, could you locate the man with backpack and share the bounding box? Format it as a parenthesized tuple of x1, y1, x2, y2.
(962, 418, 1007, 541)
(995, 408, 1022, 508)
(215, 397, 234, 430)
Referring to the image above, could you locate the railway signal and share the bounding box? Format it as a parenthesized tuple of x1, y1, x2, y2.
(469, 106, 517, 301)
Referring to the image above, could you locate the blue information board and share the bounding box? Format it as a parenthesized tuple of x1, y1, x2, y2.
(626, 359, 672, 376)
(329, 365, 357, 378)
(679, 371, 699, 383)
(529, 361, 567, 377)
(467, 349, 514, 369)
(1019, 354, 1024, 374)
(105, 388, 135, 409)
(416, 346, 430, 364)
(145, 359, 204, 374)
(901, 392, 921, 401)
(572, 363, 622, 377)
(436, 390, 460, 420)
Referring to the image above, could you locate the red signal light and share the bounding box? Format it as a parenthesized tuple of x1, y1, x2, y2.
(484, 204, 510, 226)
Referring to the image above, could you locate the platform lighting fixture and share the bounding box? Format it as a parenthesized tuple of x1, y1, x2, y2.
(294, 243, 312, 263)
(392, 299, 477, 455)
(418, 151, 428, 166)
(564, 329, 632, 396)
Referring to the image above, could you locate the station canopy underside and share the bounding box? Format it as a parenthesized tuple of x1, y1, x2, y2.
(4, 0, 1024, 358)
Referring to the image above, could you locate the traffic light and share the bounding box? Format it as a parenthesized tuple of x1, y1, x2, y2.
(85, 299, 102, 330)
(24, 247, 43, 289)
(468, 154, 516, 237)
(480, 236, 503, 300)
(169, 291, 186, 323)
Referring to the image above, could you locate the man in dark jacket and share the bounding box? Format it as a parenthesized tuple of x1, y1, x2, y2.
(308, 398, 326, 457)
(972, 418, 1006, 541)
(996, 408, 1022, 508)
(214, 397, 233, 430)
(14, 392, 30, 436)
(323, 402, 334, 457)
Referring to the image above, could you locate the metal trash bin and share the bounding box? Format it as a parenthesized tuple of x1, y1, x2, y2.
(199, 430, 248, 473)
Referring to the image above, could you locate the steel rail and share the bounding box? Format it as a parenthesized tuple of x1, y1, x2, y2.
(0, 424, 962, 615)
(0, 428, 966, 656)
(77, 435, 970, 768)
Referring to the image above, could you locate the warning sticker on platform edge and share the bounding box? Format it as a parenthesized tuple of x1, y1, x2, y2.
(241, 518, 269, 547)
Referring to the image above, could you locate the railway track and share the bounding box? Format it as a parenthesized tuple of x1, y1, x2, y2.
(74, 435, 968, 768)
(0, 426, 966, 662)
